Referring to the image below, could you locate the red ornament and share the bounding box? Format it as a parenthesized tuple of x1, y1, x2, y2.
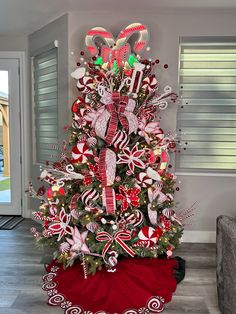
(83, 175, 93, 186)
(160, 215, 172, 231)
(168, 141, 176, 150)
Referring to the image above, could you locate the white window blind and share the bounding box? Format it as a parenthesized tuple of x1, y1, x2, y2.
(176, 37, 236, 174)
(33, 47, 58, 164)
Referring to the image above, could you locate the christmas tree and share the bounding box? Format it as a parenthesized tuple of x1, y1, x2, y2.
(29, 23, 184, 279)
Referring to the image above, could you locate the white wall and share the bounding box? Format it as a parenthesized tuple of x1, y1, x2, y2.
(68, 9, 236, 237)
(0, 35, 28, 51)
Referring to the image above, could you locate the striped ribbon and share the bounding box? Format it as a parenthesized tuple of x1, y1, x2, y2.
(99, 148, 116, 214)
(104, 93, 129, 145)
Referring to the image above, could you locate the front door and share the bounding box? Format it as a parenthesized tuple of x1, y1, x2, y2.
(0, 59, 21, 215)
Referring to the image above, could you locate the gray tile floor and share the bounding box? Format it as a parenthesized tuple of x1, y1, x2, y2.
(0, 219, 220, 314)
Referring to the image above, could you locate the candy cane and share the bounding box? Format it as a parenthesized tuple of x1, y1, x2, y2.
(116, 23, 149, 54)
(85, 27, 115, 57)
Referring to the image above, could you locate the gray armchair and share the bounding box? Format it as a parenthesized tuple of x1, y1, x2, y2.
(217, 215, 236, 314)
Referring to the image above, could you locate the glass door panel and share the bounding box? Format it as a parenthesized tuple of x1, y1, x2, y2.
(0, 71, 11, 203)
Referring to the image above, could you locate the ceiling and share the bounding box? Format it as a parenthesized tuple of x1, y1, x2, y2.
(1, 0, 236, 36)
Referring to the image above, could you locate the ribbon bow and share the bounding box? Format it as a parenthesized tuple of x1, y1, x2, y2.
(101, 44, 131, 67)
(96, 230, 135, 257)
(94, 92, 138, 145)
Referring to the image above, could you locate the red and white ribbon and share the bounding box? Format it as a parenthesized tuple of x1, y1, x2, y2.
(99, 148, 116, 214)
(96, 230, 135, 257)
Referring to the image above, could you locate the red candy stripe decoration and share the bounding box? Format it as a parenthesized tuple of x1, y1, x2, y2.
(81, 189, 99, 206)
(112, 130, 129, 150)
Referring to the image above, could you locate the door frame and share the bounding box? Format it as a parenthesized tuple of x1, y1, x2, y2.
(0, 52, 29, 217)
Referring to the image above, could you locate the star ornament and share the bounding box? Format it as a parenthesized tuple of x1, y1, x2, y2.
(117, 144, 145, 173)
(66, 226, 90, 259)
(116, 185, 141, 212)
(48, 208, 73, 241)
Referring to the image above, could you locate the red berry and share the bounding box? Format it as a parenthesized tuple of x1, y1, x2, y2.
(80, 51, 85, 56)
(77, 62, 81, 66)
(155, 59, 160, 64)
(176, 187, 180, 191)
(164, 64, 169, 69)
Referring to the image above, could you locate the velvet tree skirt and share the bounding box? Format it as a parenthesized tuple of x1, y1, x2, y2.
(42, 257, 182, 314)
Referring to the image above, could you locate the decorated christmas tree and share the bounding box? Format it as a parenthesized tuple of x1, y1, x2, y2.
(29, 23, 185, 313)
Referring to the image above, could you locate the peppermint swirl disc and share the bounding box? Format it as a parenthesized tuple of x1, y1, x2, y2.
(147, 296, 165, 313)
(65, 306, 84, 314)
(48, 294, 65, 306)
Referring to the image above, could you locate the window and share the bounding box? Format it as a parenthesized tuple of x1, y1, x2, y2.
(33, 47, 58, 164)
(176, 37, 236, 174)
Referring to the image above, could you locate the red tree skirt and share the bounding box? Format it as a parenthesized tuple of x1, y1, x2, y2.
(42, 258, 178, 313)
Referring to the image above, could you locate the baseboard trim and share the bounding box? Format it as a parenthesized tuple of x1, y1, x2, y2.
(182, 231, 216, 243)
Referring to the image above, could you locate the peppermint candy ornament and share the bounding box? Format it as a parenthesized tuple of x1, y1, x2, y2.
(138, 226, 158, 244)
(81, 188, 99, 206)
(71, 142, 93, 164)
(142, 76, 158, 92)
(112, 130, 129, 150)
(136, 172, 153, 188)
(77, 76, 94, 93)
